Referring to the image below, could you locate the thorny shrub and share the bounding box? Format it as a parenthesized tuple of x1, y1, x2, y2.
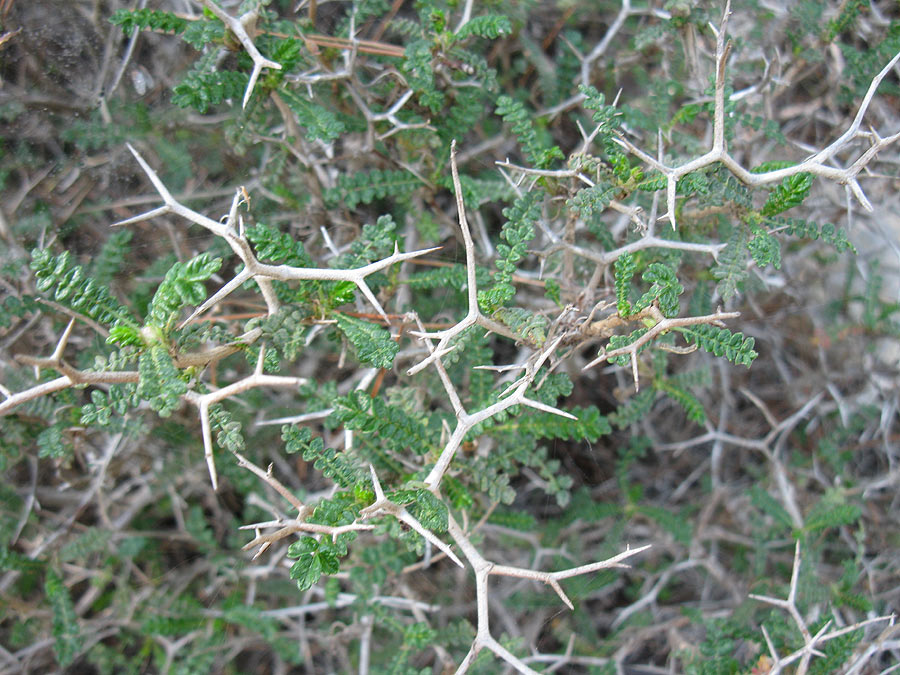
(1, 0, 899, 672)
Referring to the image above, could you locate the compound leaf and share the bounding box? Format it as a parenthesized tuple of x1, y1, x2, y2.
(147, 253, 222, 329)
(288, 537, 341, 592)
(761, 173, 814, 217)
(454, 14, 512, 40)
(45, 569, 81, 667)
(335, 314, 398, 369)
(677, 324, 758, 367)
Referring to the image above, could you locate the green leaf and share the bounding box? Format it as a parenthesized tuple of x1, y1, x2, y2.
(109, 8, 188, 36)
(568, 182, 618, 219)
(609, 388, 656, 429)
(90, 229, 133, 284)
(80, 387, 136, 429)
(245, 223, 313, 266)
(761, 173, 814, 216)
(454, 14, 512, 40)
(748, 230, 782, 270)
(0, 294, 40, 330)
(59, 528, 113, 562)
(443, 475, 474, 510)
(676, 324, 758, 367)
(283, 424, 318, 456)
(606, 327, 649, 366)
(266, 37, 306, 72)
(634, 262, 683, 317)
(253, 307, 310, 362)
(578, 84, 628, 172)
(181, 18, 224, 49)
(402, 39, 444, 113)
(502, 406, 611, 442)
(282, 425, 362, 488)
(767, 215, 856, 254)
(279, 89, 346, 142)
(448, 173, 513, 208)
(80, 390, 113, 427)
(30, 249, 137, 329)
(340, 215, 399, 268)
(324, 169, 421, 210)
(36, 424, 70, 459)
(403, 622, 438, 650)
(407, 490, 449, 533)
(288, 537, 341, 591)
(495, 96, 563, 169)
(147, 253, 222, 329)
(804, 492, 862, 534)
(824, 0, 868, 42)
(711, 230, 748, 302)
(136, 345, 188, 416)
(335, 314, 398, 369)
(637, 504, 693, 546)
(749, 485, 794, 531)
(330, 391, 433, 456)
(477, 282, 514, 313)
(479, 191, 540, 312)
(209, 404, 245, 453)
(658, 379, 706, 424)
(487, 508, 537, 531)
(492, 307, 547, 346)
(579, 84, 622, 134)
(45, 569, 81, 667)
(172, 57, 249, 112)
(615, 253, 637, 316)
(544, 278, 561, 305)
(750, 160, 796, 173)
(807, 622, 864, 674)
(533, 371, 573, 404)
(405, 263, 490, 292)
(326, 281, 354, 306)
(107, 323, 143, 348)
(310, 492, 362, 530)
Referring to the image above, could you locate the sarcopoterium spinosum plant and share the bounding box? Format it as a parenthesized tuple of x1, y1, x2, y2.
(1, 0, 898, 672)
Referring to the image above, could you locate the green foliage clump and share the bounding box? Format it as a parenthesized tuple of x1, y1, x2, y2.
(172, 49, 248, 112)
